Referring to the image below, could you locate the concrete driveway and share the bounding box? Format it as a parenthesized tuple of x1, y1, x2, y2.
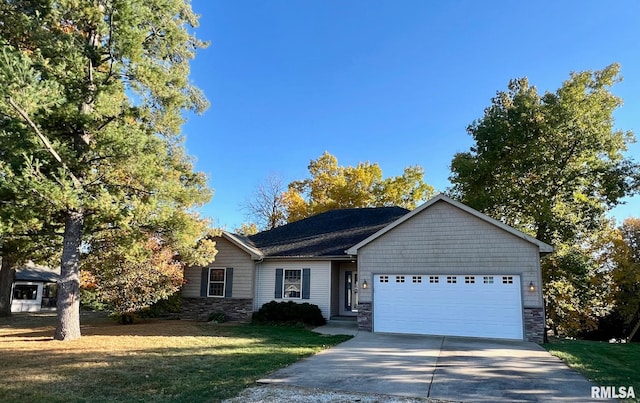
(258, 332, 597, 402)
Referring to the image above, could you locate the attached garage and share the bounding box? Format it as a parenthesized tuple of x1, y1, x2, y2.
(346, 194, 553, 343)
(373, 274, 523, 339)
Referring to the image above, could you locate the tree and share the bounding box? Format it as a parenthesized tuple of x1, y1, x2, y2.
(284, 152, 434, 222)
(234, 223, 259, 236)
(609, 218, 640, 341)
(242, 174, 287, 231)
(449, 64, 639, 335)
(450, 64, 638, 244)
(0, 1, 214, 339)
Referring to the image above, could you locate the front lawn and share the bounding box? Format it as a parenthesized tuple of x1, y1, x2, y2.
(544, 338, 640, 401)
(0, 314, 351, 402)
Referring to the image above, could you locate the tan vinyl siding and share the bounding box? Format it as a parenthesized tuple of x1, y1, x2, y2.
(254, 260, 332, 319)
(358, 201, 543, 308)
(182, 237, 255, 299)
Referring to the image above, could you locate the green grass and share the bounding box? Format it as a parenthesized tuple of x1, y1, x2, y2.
(544, 338, 640, 402)
(0, 315, 351, 402)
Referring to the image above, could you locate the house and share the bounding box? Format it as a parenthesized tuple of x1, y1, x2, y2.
(182, 194, 552, 342)
(11, 264, 59, 312)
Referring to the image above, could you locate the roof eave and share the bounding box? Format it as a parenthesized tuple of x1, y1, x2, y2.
(260, 255, 355, 261)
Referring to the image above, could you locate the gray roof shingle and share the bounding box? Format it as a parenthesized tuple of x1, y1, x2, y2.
(15, 265, 60, 282)
(246, 207, 409, 257)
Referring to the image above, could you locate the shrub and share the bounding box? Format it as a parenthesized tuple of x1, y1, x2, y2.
(252, 301, 326, 326)
(139, 292, 183, 319)
(207, 311, 227, 323)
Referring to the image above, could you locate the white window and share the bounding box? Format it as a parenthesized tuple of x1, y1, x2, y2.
(208, 268, 226, 297)
(483, 276, 494, 284)
(502, 276, 514, 284)
(447, 276, 457, 284)
(465, 276, 475, 284)
(284, 269, 302, 298)
(380, 275, 389, 283)
(429, 276, 439, 283)
(13, 284, 38, 300)
(396, 275, 405, 283)
(412, 276, 422, 283)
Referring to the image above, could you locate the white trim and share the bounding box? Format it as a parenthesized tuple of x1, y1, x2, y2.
(207, 267, 226, 298)
(282, 268, 302, 299)
(346, 193, 553, 255)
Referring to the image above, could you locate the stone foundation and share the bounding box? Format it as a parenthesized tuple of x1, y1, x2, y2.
(356, 302, 372, 331)
(181, 297, 253, 322)
(524, 307, 544, 343)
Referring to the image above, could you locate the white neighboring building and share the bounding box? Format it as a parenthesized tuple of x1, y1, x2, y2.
(11, 264, 59, 312)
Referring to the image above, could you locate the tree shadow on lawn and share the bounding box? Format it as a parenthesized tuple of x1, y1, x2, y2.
(0, 346, 311, 402)
(0, 323, 350, 402)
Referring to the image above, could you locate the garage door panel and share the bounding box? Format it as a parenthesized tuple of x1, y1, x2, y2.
(373, 274, 523, 339)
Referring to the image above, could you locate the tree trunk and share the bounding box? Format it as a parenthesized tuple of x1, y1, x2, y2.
(0, 256, 16, 317)
(54, 210, 84, 341)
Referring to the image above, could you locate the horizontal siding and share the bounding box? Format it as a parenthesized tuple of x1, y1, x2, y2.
(255, 260, 332, 319)
(358, 201, 543, 308)
(182, 236, 254, 299)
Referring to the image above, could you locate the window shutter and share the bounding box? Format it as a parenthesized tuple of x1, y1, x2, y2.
(200, 268, 209, 297)
(224, 268, 233, 298)
(275, 268, 283, 298)
(302, 268, 310, 299)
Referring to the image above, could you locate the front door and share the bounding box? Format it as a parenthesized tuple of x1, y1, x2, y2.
(341, 270, 358, 315)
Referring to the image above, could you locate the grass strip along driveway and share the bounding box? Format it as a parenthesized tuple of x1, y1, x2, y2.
(0, 314, 351, 402)
(544, 338, 640, 402)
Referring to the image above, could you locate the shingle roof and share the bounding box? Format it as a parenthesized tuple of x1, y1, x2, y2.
(15, 265, 60, 282)
(246, 207, 409, 257)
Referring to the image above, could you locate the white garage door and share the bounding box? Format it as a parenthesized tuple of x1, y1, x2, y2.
(373, 274, 523, 340)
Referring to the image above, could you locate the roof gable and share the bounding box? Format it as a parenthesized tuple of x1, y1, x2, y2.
(346, 194, 553, 254)
(220, 232, 264, 260)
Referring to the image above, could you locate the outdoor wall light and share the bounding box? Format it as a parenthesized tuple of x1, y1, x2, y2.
(529, 281, 536, 292)
(362, 280, 368, 289)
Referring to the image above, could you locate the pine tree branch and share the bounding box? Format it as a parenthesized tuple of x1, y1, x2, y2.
(6, 96, 83, 191)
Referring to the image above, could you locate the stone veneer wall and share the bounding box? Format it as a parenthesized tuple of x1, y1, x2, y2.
(524, 307, 544, 343)
(357, 302, 372, 331)
(181, 298, 253, 322)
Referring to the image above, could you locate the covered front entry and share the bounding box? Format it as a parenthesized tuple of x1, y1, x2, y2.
(338, 264, 358, 316)
(373, 274, 524, 340)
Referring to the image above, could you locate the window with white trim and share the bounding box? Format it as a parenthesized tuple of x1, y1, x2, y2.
(284, 269, 302, 298)
(483, 276, 494, 284)
(429, 276, 439, 283)
(412, 276, 422, 283)
(13, 284, 38, 300)
(380, 275, 389, 283)
(447, 276, 457, 284)
(464, 276, 475, 284)
(208, 268, 226, 297)
(396, 275, 405, 283)
(502, 276, 514, 284)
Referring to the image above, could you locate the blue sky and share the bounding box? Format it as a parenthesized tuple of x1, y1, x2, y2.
(183, 0, 640, 230)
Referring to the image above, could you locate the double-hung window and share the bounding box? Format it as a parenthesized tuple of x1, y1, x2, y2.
(208, 268, 226, 297)
(283, 269, 302, 298)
